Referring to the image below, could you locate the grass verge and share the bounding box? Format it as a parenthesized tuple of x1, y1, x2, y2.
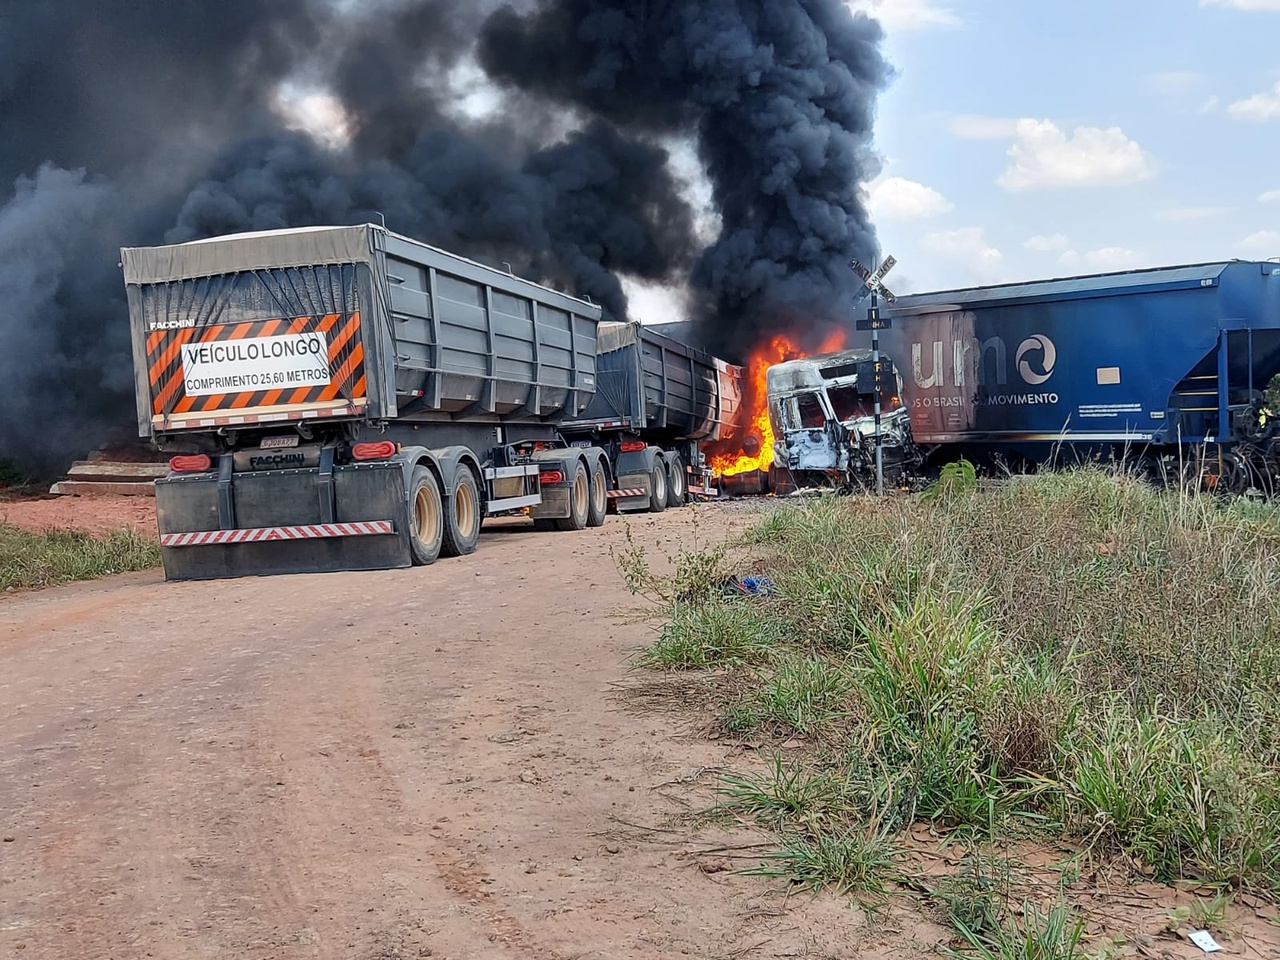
(621, 467, 1280, 947)
(1, 522, 160, 592)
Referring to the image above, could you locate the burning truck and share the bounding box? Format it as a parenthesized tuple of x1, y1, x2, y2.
(764, 350, 915, 492)
(697, 331, 915, 495)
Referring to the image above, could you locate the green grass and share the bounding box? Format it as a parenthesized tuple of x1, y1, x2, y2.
(717, 755, 848, 828)
(626, 466, 1280, 938)
(932, 852, 1016, 943)
(0, 522, 160, 591)
(743, 826, 899, 901)
(945, 900, 1087, 960)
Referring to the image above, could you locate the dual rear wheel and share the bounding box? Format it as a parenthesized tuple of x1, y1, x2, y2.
(408, 464, 482, 566)
(649, 454, 688, 512)
(666, 454, 687, 508)
(411, 449, 677, 565)
(533, 457, 609, 533)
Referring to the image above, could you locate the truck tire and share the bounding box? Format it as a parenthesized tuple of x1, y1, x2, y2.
(649, 460, 668, 514)
(555, 461, 591, 531)
(441, 468, 482, 557)
(666, 455, 687, 508)
(408, 465, 444, 565)
(587, 459, 608, 527)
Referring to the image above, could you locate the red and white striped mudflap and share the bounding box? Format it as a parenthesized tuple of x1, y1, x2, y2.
(160, 520, 394, 548)
(607, 488, 648, 499)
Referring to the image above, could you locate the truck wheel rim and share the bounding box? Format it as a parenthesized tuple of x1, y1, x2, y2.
(456, 481, 478, 537)
(573, 470, 589, 517)
(415, 486, 439, 541)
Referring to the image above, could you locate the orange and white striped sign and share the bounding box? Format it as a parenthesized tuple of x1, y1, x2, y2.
(146, 313, 367, 427)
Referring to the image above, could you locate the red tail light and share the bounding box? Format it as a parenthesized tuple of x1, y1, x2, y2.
(169, 454, 212, 473)
(539, 470, 565, 485)
(619, 441, 647, 453)
(352, 441, 398, 461)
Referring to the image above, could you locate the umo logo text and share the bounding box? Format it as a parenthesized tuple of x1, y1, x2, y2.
(912, 334, 1058, 389)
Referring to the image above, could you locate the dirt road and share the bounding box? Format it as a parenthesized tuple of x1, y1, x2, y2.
(0, 506, 900, 960)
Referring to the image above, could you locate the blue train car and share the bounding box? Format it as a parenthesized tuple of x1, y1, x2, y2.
(872, 260, 1280, 487)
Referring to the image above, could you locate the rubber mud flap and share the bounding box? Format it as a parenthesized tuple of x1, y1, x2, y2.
(155, 463, 411, 581)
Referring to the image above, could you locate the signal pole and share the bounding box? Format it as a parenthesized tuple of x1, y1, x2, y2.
(870, 290, 884, 496)
(851, 256, 898, 497)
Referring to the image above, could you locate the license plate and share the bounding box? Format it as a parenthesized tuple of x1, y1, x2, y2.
(260, 434, 300, 450)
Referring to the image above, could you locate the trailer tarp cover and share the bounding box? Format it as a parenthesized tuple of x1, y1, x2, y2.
(596, 321, 640, 354)
(121, 225, 375, 285)
(590, 323, 638, 421)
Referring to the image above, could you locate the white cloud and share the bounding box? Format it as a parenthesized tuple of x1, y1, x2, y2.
(864, 176, 954, 221)
(997, 119, 1158, 191)
(847, 0, 960, 30)
(1083, 247, 1146, 269)
(1144, 71, 1206, 96)
(1238, 230, 1280, 255)
(1229, 82, 1280, 120)
(949, 115, 1020, 140)
(1260, 190, 1280, 202)
(1056, 248, 1147, 271)
(1155, 206, 1231, 222)
(921, 228, 1005, 282)
(1201, 0, 1280, 9)
(1142, 72, 1221, 114)
(1024, 234, 1071, 253)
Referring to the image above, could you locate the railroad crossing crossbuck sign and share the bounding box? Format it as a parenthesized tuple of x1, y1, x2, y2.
(850, 256, 897, 331)
(849, 254, 897, 496)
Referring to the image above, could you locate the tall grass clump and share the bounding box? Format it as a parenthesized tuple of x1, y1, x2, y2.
(1, 523, 160, 591)
(634, 468, 1280, 902)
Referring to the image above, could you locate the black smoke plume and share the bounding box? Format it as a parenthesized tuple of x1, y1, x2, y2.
(478, 0, 890, 357)
(0, 0, 887, 474)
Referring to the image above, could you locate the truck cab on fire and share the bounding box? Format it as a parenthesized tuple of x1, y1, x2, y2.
(765, 349, 915, 489)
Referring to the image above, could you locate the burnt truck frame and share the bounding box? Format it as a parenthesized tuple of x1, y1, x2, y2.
(765, 349, 917, 491)
(123, 224, 738, 581)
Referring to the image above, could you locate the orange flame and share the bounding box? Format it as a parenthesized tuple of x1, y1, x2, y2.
(706, 329, 847, 478)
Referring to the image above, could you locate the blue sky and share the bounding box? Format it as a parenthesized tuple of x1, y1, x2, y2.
(855, 0, 1280, 296)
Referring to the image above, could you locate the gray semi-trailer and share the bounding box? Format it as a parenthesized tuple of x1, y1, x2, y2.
(560, 320, 742, 511)
(122, 223, 742, 581)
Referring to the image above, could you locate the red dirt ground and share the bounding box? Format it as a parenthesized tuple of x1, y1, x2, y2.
(0, 494, 158, 538)
(1, 498, 1277, 959)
